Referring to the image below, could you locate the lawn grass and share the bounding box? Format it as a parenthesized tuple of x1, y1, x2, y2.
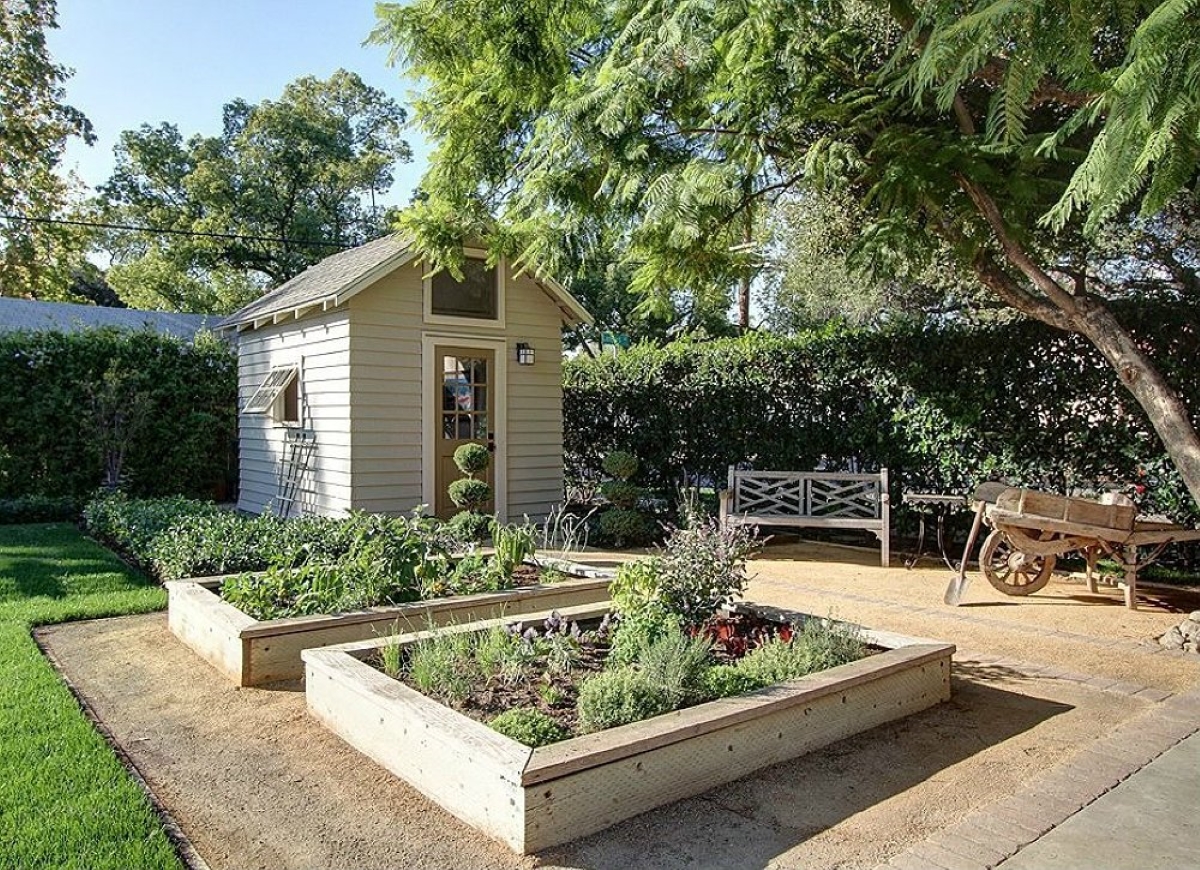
(0, 523, 182, 870)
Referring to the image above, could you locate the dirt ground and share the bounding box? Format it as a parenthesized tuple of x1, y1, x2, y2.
(36, 541, 1200, 870)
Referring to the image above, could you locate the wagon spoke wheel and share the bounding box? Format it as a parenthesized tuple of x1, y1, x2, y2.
(980, 530, 1056, 595)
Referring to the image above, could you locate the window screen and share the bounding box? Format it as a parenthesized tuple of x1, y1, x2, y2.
(430, 258, 498, 319)
(243, 365, 299, 414)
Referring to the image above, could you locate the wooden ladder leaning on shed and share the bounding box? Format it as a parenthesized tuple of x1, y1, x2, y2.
(719, 467, 891, 566)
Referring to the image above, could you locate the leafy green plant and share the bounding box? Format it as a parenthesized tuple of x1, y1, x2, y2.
(735, 619, 865, 687)
(448, 478, 492, 512)
(0, 495, 80, 525)
(654, 517, 762, 629)
(634, 626, 713, 707)
(597, 508, 653, 548)
(454, 442, 491, 477)
(446, 509, 491, 544)
(488, 707, 569, 747)
(577, 667, 672, 732)
(491, 520, 536, 575)
(379, 636, 404, 680)
(602, 451, 639, 481)
(703, 664, 761, 699)
(407, 629, 478, 703)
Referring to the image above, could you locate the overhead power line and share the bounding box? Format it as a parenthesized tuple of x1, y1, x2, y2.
(1, 213, 355, 250)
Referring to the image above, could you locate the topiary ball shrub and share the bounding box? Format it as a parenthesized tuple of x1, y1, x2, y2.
(447, 510, 492, 544)
(448, 477, 492, 512)
(453, 442, 491, 477)
(600, 480, 640, 510)
(602, 450, 638, 481)
(597, 508, 653, 548)
(488, 707, 569, 747)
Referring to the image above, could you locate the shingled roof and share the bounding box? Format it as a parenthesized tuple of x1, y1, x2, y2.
(0, 296, 222, 340)
(220, 234, 591, 331)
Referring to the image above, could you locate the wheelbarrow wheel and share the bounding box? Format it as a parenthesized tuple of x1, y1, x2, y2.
(980, 529, 1056, 595)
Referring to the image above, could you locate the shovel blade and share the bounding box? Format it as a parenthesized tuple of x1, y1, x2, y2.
(944, 574, 970, 606)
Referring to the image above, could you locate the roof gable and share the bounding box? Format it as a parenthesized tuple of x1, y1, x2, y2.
(221, 235, 592, 331)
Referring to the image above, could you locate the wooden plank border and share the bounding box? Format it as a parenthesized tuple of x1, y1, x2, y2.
(304, 603, 954, 853)
(167, 571, 613, 686)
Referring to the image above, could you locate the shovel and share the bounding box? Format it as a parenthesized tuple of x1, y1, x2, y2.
(943, 482, 1007, 606)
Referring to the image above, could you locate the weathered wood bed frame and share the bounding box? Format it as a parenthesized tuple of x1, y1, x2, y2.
(719, 467, 891, 566)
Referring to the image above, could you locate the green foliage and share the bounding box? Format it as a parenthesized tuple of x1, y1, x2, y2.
(0, 329, 236, 500)
(703, 664, 762, 700)
(83, 491, 223, 564)
(490, 520, 536, 575)
(379, 636, 404, 680)
(607, 559, 679, 666)
(447, 509, 492, 545)
(602, 451, 638, 481)
(597, 509, 653, 550)
(736, 619, 866, 688)
(488, 707, 569, 747)
(407, 629, 478, 703)
(634, 626, 713, 708)
(448, 477, 492, 512)
(0, 0, 96, 299)
(600, 480, 640, 510)
(0, 495, 80, 524)
(564, 311, 1200, 524)
(655, 517, 762, 630)
(93, 70, 410, 309)
(453, 442, 491, 477)
(576, 667, 673, 733)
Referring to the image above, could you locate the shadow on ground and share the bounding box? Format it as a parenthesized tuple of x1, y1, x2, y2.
(542, 679, 1071, 870)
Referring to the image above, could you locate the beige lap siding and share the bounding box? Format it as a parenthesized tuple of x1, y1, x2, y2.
(235, 309, 353, 516)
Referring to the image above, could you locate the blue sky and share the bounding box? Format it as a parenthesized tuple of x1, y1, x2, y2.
(49, 1, 430, 207)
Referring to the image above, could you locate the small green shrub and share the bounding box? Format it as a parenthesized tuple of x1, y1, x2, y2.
(602, 451, 638, 481)
(600, 480, 640, 510)
(379, 638, 404, 679)
(635, 626, 713, 707)
(488, 707, 569, 747)
(608, 558, 678, 664)
(577, 667, 672, 732)
(735, 619, 865, 686)
(448, 477, 492, 512)
(597, 508, 652, 547)
(407, 630, 478, 703)
(491, 520, 536, 575)
(453, 442, 491, 477)
(447, 510, 492, 544)
(655, 516, 762, 629)
(703, 664, 762, 699)
(0, 495, 81, 524)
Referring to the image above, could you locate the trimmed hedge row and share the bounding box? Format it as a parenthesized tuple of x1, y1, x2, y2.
(563, 304, 1200, 523)
(0, 328, 236, 500)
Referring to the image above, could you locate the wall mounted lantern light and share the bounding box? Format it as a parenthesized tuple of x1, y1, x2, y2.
(515, 342, 535, 366)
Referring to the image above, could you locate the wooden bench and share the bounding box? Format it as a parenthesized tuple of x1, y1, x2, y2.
(719, 468, 891, 566)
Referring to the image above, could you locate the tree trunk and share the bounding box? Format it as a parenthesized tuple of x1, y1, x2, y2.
(1070, 298, 1200, 508)
(960, 178, 1200, 510)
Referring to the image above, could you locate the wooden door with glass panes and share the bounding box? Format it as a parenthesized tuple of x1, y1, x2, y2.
(435, 346, 495, 518)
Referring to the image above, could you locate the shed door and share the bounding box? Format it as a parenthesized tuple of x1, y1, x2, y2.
(435, 346, 495, 519)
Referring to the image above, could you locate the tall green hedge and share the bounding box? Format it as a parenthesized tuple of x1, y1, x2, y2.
(564, 303, 1200, 522)
(0, 328, 237, 499)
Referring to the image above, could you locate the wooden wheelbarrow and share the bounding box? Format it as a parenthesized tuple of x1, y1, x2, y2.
(944, 485, 1200, 610)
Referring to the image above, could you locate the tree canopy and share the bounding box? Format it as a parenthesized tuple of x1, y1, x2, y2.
(374, 0, 1200, 507)
(0, 0, 94, 299)
(94, 69, 411, 312)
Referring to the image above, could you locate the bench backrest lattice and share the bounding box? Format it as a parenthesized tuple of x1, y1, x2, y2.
(720, 468, 890, 566)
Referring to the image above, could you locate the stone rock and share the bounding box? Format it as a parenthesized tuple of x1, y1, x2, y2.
(1181, 620, 1200, 642)
(1185, 641, 1199, 655)
(1190, 610, 1200, 622)
(1159, 626, 1185, 649)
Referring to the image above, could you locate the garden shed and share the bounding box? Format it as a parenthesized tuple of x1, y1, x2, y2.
(220, 235, 591, 521)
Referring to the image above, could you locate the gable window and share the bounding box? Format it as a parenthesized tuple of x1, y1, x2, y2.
(430, 258, 498, 320)
(243, 365, 301, 424)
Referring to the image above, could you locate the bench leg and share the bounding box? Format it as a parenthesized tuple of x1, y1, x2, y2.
(875, 530, 890, 567)
(1122, 545, 1138, 611)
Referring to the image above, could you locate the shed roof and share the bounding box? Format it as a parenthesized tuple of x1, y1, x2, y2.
(0, 296, 222, 340)
(220, 233, 592, 331)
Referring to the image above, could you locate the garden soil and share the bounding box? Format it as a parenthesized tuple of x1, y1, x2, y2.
(37, 541, 1200, 870)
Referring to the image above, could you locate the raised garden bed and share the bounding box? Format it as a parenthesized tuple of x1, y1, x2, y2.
(302, 603, 954, 853)
(167, 560, 612, 686)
